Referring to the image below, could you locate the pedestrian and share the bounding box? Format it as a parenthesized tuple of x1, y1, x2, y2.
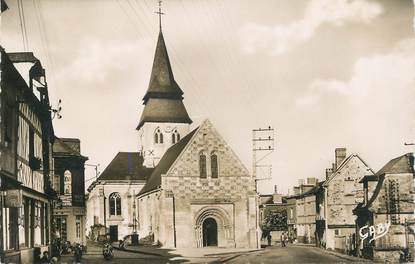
(284, 233, 288, 247)
(280, 232, 286, 247)
(40, 251, 50, 264)
(267, 233, 272, 246)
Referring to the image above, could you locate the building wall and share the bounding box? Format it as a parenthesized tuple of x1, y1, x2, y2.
(296, 195, 316, 244)
(138, 122, 190, 168)
(286, 198, 297, 240)
(138, 121, 258, 248)
(370, 173, 414, 262)
(86, 181, 145, 241)
(326, 156, 372, 250)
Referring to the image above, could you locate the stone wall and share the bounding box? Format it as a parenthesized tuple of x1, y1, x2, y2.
(138, 120, 258, 248)
(370, 173, 414, 262)
(86, 181, 145, 241)
(296, 195, 316, 244)
(326, 155, 373, 250)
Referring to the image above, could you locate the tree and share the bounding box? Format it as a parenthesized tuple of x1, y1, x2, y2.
(261, 209, 288, 238)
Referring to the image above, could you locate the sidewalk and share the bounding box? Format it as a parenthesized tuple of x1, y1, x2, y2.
(113, 242, 262, 259)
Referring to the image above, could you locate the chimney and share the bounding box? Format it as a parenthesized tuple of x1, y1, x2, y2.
(273, 193, 282, 204)
(335, 148, 347, 169)
(325, 168, 333, 180)
(307, 177, 317, 185)
(274, 185, 278, 194)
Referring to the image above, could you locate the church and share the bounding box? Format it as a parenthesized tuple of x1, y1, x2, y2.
(86, 24, 258, 249)
(135, 28, 258, 249)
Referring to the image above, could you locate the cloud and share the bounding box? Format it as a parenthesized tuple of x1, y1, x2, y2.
(239, 0, 383, 55)
(297, 38, 415, 107)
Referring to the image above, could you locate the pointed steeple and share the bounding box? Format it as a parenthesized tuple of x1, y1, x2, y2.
(142, 31, 183, 103)
(137, 30, 192, 130)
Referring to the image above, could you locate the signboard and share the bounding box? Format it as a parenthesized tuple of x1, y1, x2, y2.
(61, 195, 72, 207)
(5, 189, 23, 208)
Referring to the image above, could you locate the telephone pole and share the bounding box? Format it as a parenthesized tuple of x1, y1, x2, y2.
(252, 126, 275, 183)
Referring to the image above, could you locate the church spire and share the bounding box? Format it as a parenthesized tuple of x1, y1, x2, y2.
(136, 9, 192, 131)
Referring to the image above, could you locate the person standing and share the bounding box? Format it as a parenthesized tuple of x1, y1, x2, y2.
(281, 232, 286, 247)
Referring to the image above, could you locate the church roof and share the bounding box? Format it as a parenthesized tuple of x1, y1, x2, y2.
(97, 152, 153, 181)
(137, 98, 192, 130)
(137, 31, 192, 130)
(143, 31, 183, 102)
(137, 127, 198, 196)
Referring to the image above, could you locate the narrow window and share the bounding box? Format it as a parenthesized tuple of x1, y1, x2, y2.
(172, 130, 180, 144)
(154, 133, 159, 144)
(199, 152, 207, 178)
(64, 170, 72, 195)
(76, 216, 81, 238)
(159, 133, 164, 144)
(211, 152, 218, 178)
(4, 103, 13, 147)
(109, 192, 122, 216)
(29, 128, 35, 160)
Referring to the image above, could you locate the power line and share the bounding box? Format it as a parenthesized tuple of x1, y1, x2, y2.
(17, 0, 27, 51)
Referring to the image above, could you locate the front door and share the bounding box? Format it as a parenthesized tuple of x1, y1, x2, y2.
(203, 218, 218, 247)
(109, 225, 118, 242)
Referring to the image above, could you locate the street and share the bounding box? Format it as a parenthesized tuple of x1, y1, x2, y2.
(227, 246, 365, 264)
(58, 243, 367, 264)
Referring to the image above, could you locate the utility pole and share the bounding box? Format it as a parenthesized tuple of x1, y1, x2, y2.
(252, 126, 275, 184)
(252, 126, 275, 249)
(85, 163, 100, 181)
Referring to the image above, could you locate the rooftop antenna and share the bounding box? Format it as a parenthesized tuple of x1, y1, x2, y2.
(155, 0, 165, 31)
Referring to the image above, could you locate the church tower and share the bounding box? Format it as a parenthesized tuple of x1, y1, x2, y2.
(137, 29, 192, 168)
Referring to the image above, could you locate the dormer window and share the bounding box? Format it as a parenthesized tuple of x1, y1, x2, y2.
(154, 128, 163, 144)
(172, 130, 180, 144)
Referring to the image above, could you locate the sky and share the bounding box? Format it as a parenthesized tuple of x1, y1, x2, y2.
(1, 0, 414, 194)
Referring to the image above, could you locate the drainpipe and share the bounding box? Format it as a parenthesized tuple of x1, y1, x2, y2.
(172, 195, 176, 248)
(0, 190, 4, 263)
(103, 186, 107, 233)
(324, 187, 328, 249)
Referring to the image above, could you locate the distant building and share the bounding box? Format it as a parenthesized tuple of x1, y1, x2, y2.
(286, 196, 297, 241)
(322, 148, 374, 252)
(354, 153, 414, 262)
(86, 152, 152, 242)
(0, 49, 55, 263)
(289, 178, 321, 244)
(52, 137, 88, 245)
(259, 186, 287, 245)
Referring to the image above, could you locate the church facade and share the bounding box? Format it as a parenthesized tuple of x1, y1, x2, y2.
(134, 29, 258, 248)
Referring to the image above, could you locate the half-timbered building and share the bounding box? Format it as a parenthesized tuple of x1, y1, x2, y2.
(1, 48, 55, 263)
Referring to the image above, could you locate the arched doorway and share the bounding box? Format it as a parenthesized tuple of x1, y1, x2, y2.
(202, 218, 218, 247)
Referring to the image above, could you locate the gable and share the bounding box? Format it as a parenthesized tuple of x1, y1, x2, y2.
(137, 128, 198, 195)
(165, 119, 250, 178)
(324, 154, 374, 186)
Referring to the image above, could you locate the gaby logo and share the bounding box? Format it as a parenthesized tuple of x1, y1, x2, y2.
(359, 222, 391, 243)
